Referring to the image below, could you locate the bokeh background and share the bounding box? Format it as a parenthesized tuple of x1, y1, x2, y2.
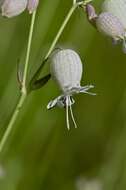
(0, 0, 126, 189)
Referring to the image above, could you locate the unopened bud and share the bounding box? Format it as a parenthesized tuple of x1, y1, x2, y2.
(86, 4, 98, 26)
(27, 0, 39, 14)
(1, 0, 27, 18)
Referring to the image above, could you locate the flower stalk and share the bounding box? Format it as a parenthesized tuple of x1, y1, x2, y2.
(0, 10, 37, 154)
(30, 0, 92, 83)
(0, 0, 92, 154)
(22, 10, 37, 95)
(0, 94, 26, 153)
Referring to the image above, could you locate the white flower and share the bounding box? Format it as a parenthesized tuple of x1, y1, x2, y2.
(96, 12, 126, 53)
(102, 0, 126, 29)
(96, 12, 126, 41)
(47, 49, 95, 130)
(1, 0, 27, 17)
(1, 0, 39, 17)
(85, 3, 126, 53)
(101, 0, 126, 53)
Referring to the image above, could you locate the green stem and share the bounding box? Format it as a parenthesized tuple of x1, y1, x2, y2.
(0, 11, 37, 154)
(44, 4, 77, 60)
(31, 3, 78, 82)
(44, 0, 92, 60)
(33, 0, 92, 81)
(0, 0, 87, 154)
(0, 94, 26, 153)
(22, 10, 37, 94)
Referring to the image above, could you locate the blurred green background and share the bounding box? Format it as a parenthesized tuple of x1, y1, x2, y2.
(0, 0, 126, 189)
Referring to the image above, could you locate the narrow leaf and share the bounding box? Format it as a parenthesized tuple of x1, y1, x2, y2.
(29, 73, 51, 91)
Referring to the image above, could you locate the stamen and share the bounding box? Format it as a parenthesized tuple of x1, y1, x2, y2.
(69, 96, 77, 128)
(66, 96, 70, 130)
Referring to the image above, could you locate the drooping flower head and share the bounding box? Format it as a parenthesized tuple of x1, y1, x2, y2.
(102, 0, 126, 29)
(85, 3, 126, 53)
(1, 0, 39, 17)
(1, 0, 27, 17)
(96, 12, 126, 51)
(47, 49, 95, 130)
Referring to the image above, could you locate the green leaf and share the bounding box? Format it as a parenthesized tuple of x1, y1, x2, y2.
(29, 73, 51, 92)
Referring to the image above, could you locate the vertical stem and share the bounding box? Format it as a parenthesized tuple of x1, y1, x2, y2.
(32, 3, 78, 82)
(44, 4, 77, 60)
(0, 11, 37, 154)
(43, 0, 92, 61)
(0, 94, 26, 153)
(0, 0, 85, 154)
(22, 10, 37, 94)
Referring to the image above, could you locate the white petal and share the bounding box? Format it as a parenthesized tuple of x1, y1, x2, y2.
(102, 0, 126, 29)
(96, 12, 125, 40)
(50, 49, 83, 93)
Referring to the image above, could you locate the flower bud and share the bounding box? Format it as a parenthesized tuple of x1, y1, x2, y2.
(27, 0, 39, 14)
(47, 49, 95, 130)
(102, 0, 126, 29)
(96, 12, 126, 42)
(86, 4, 98, 26)
(1, 0, 27, 17)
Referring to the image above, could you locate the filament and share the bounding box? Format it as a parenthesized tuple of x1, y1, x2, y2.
(66, 96, 70, 130)
(69, 96, 77, 128)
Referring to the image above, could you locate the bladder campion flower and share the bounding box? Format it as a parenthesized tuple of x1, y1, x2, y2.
(1, 0, 39, 17)
(96, 12, 126, 47)
(85, 4, 126, 53)
(102, 0, 126, 29)
(47, 49, 96, 130)
(1, 0, 27, 17)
